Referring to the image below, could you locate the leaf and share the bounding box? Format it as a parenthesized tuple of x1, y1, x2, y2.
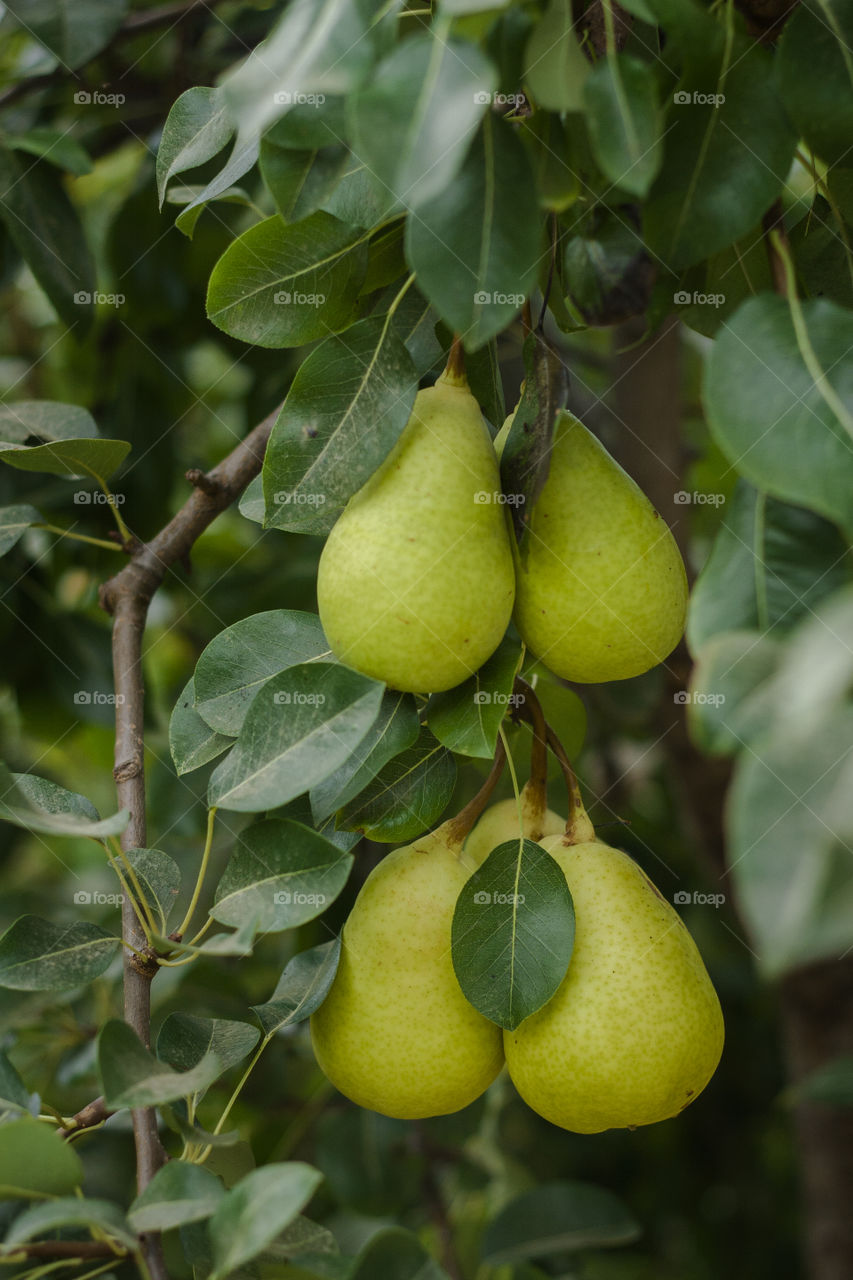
(524, 0, 590, 112)
(262, 317, 418, 533)
(583, 55, 662, 198)
(520, 112, 580, 214)
(175, 135, 260, 237)
(499, 333, 570, 545)
(211, 819, 353, 931)
(5, 130, 92, 176)
(124, 847, 181, 934)
(686, 630, 783, 757)
(776, 0, 853, 169)
(686, 481, 852, 653)
(0, 400, 98, 443)
(129, 1162, 225, 1234)
(3, 0, 129, 68)
(0, 917, 119, 991)
(562, 207, 652, 327)
(337, 729, 457, 843)
(208, 1163, 323, 1280)
(98, 1020, 226, 1109)
(170, 678, 233, 775)
(0, 438, 129, 483)
(260, 136, 349, 225)
(348, 34, 496, 212)
(156, 86, 234, 207)
(208, 662, 384, 813)
(451, 839, 574, 1030)
(728, 706, 853, 977)
(0, 1052, 30, 1113)
(194, 610, 331, 735)
(160, 1106, 241, 1152)
(4, 1197, 136, 1251)
(0, 1118, 82, 1199)
(0, 504, 40, 557)
(427, 640, 523, 758)
(349, 1229, 451, 1280)
(0, 765, 128, 838)
(310, 691, 420, 821)
(482, 1182, 641, 1263)
(644, 29, 795, 269)
(405, 117, 540, 352)
(266, 1215, 339, 1262)
(252, 939, 341, 1035)
(703, 295, 853, 533)
(206, 212, 367, 348)
(0, 147, 95, 330)
(157, 1014, 260, 1079)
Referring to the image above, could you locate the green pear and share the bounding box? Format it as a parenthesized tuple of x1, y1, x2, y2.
(317, 368, 515, 693)
(465, 783, 565, 866)
(504, 832, 724, 1133)
(311, 825, 504, 1118)
(512, 411, 687, 683)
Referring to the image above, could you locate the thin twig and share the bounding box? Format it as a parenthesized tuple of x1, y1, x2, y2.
(58, 1095, 113, 1140)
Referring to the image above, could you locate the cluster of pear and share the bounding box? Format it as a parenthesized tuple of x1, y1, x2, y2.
(311, 782, 725, 1132)
(317, 361, 688, 694)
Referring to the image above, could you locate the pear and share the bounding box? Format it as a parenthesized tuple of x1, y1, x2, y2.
(310, 825, 504, 1118)
(512, 411, 687, 683)
(504, 831, 724, 1133)
(465, 783, 565, 866)
(317, 368, 515, 693)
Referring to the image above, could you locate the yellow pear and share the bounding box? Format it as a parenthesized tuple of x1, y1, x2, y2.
(512, 410, 687, 683)
(465, 782, 565, 866)
(310, 825, 504, 1118)
(504, 831, 724, 1133)
(317, 367, 515, 693)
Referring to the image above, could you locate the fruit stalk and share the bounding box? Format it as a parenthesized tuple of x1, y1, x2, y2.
(511, 677, 550, 838)
(443, 736, 507, 850)
(544, 719, 595, 844)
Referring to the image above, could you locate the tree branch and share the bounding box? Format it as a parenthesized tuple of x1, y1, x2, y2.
(58, 1095, 113, 1140)
(99, 409, 277, 1280)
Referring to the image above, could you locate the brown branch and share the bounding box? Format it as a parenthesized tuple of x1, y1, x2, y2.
(58, 1095, 113, 1139)
(584, 0, 633, 57)
(98, 408, 277, 1280)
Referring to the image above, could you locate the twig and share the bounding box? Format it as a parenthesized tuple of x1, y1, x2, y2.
(58, 1095, 113, 1140)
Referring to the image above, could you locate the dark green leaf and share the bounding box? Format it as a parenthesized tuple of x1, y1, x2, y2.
(500, 332, 570, 544)
(482, 1181, 641, 1263)
(129, 1162, 225, 1233)
(260, 137, 349, 224)
(157, 1014, 260, 1078)
(126, 847, 182, 934)
(427, 640, 522, 758)
(0, 765, 128, 838)
(0, 437, 129, 482)
(584, 55, 662, 198)
(349, 1228, 450, 1280)
(0, 917, 119, 991)
(156, 86, 234, 206)
(208, 1164, 323, 1280)
(3, 0, 129, 68)
(252, 939, 341, 1035)
(170, 678, 233, 775)
(310, 691, 420, 821)
(337, 729, 457, 842)
(0, 504, 39, 557)
(0, 400, 98, 443)
(98, 1019, 225, 1109)
(4, 1197, 136, 1250)
(0, 1052, 30, 1113)
(175, 135, 260, 237)
(776, 0, 853, 169)
(5, 130, 92, 176)
(524, 0, 590, 111)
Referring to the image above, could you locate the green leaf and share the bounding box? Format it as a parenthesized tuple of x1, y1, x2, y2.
(644, 31, 795, 269)
(257, 98, 348, 152)
(160, 1106, 241, 1152)
(728, 706, 853, 977)
(266, 1215, 339, 1263)
(0, 400, 98, 443)
(129, 1162, 225, 1233)
(0, 504, 40, 557)
(776, 0, 853, 169)
(206, 212, 367, 348)
(466, 337, 507, 430)
(208, 1164, 323, 1280)
(0, 917, 119, 991)
(260, 134, 348, 224)
(0, 1117, 82, 1199)
(170, 678, 233, 775)
(584, 55, 662, 198)
(175, 135, 260, 237)
(427, 640, 522, 758)
(0, 437, 129, 483)
(194, 610, 331, 735)
(310, 691, 420, 821)
(4, 1197, 136, 1251)
(157, 1014, 260, 1081)
(208, 662, 384, 813)
(703, 295, 853, 533)
(562, 207, 651, 328)
(156, 86, 234, 206)
(687, 481, 852, 653)
(252, 939, 341, 1035)
(337, 729, 457, 843)
(0, 147, 96, 330)
(524, 0, 590, 112)
(5, 130, 92, 176)
(0, 765, 128, 838)
(482, 1182, 641, 1263)
(3, 0, 129, 68)
(125, 847, 181, 934)
(262, 317, 418, 534)
(520, 113, 580, 213)
(348, 34, 496, 211)
(686, 630, 782, 757)
(405, 117, 540, 351)
(451, 839, 574, 1030)
(0, 1052, 30, 1113)
(500, 332, 570, 545)
(349, 1229, 451, 1280)
(211, 819, 353, 931)
(98, 1019, 225, 1109)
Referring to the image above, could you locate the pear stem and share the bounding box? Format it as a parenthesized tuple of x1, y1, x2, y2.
(442, 335, 468, 387)
(512, 678, 549, 838)
(444, 736, 507, 849)
(544, 720, 595, 844)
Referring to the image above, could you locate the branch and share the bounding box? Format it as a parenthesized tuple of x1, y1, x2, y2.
(584, 0, 633, 56)
(98, 408, 277, 1280)
(58, 1095, 113, 1139)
